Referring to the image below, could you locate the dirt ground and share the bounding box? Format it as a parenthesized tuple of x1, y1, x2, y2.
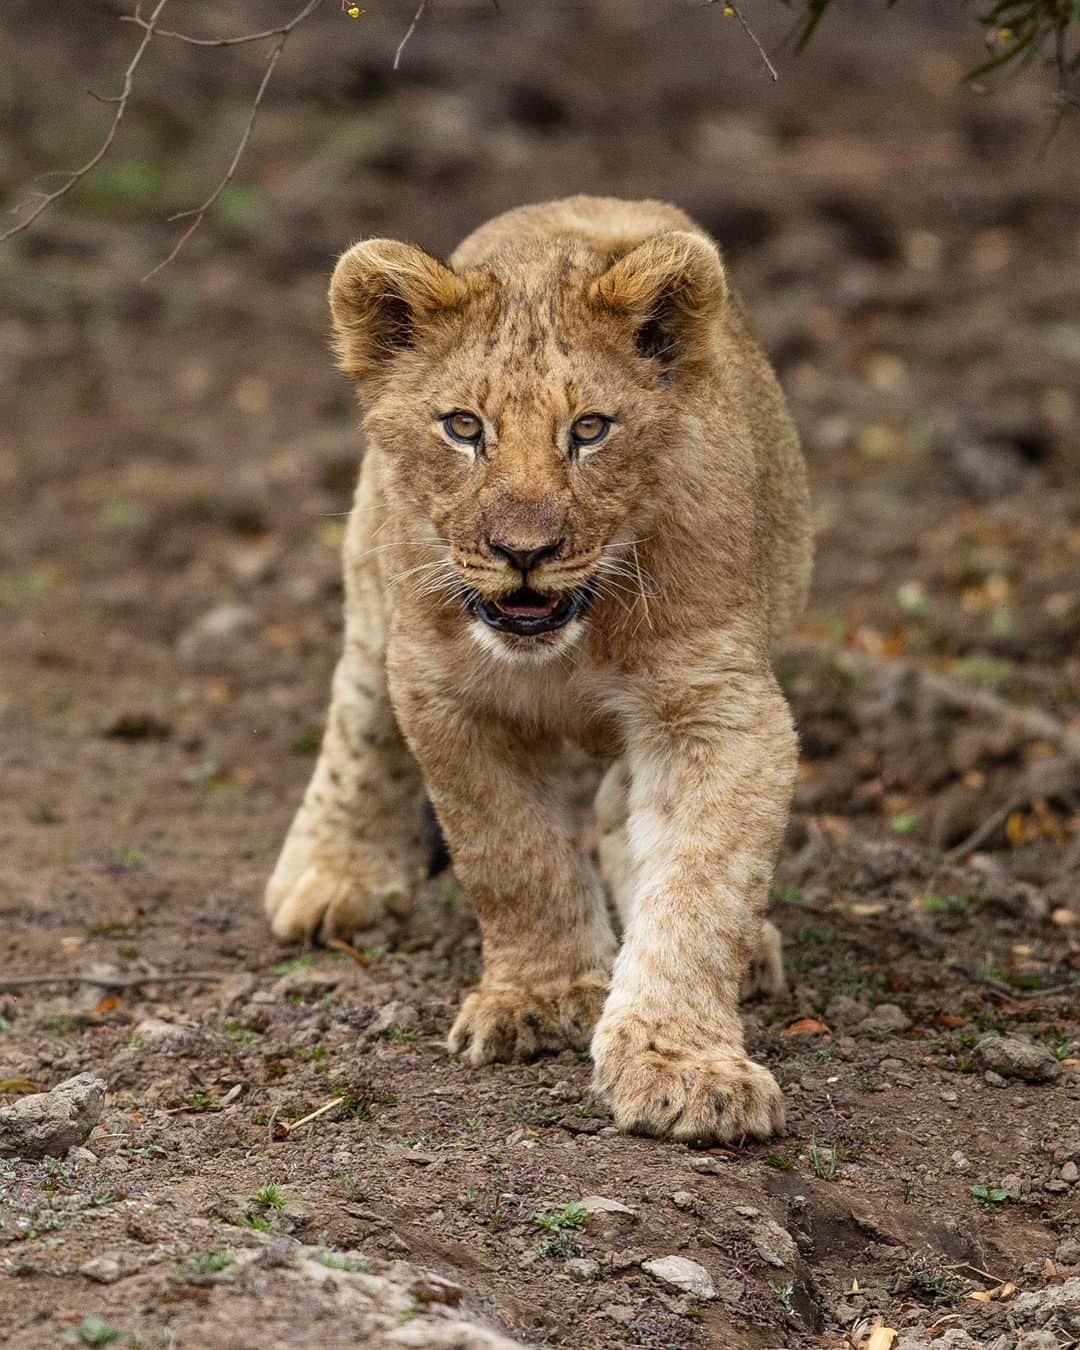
(1, 3, 1078, 1346)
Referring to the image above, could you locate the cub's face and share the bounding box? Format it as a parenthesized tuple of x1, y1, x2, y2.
(329, 231, 725, 658)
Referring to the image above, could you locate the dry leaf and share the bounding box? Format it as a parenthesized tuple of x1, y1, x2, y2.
(326, 937, 372, 967)
(0, 1080, 41, 1095)
(866, 1329, 897, 1350)
(781, 1016, 832, 1038)
(93, 994, 121, 1014)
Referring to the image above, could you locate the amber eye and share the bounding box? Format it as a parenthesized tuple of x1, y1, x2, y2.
(570, 414, 612, 449)
(442, 411, 483, 446)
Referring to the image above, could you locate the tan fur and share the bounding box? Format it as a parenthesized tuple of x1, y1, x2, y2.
(266, 195, 812, 1143)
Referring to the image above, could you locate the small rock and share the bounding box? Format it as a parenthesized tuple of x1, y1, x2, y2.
(688, 1156, 725, 1175)
(369, 1001, 420, 1036)
(824, 995, 869, 1029)
(68, 1146, 99, 1168)
(1012, 1276, 1080, 1328)
(274, 966, 348, 1001)
(670, 1191, 696, 1210)
(548, 1079, 578, 1102)
(132, 1017, 192, 1050)
(975, 1036, 1062, 1083)
(1060, 1161, 1078, 1184)
(951, 1151, 970, 1172)
(1016, 1333, 1063, 1350)
(79, 1256, 121, 1284)
(565, 1258, 601, 1282)
(0, 1074, 106, 1159)
(1001, 1173, 1024, 1199)
(641, 1255, 717, 1301)
(858, 1004, 911, 1035)
(1055, 1238, 1080, 1265)
(985, 1069, 1007, 1087)
(408, 1273, 462, 1306)
(177, 603, 259, 665)
(577, 1195, 634, 1216)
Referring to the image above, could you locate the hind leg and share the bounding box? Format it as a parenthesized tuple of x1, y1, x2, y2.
(596, 759, 634, 931)
(741, 919, 786, 999)
(265, 471, 426, 943)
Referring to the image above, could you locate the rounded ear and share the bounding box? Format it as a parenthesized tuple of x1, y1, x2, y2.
(329, 239, 467, 387)
(590, 230, 726, 368)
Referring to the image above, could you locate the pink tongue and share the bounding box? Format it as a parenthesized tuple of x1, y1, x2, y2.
(496, 596, 558, 619)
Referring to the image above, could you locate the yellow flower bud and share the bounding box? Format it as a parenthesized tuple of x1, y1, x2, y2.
(347, 5, 361, 17)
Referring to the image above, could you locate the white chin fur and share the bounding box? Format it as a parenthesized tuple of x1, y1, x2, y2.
(468, 618, 583, 665)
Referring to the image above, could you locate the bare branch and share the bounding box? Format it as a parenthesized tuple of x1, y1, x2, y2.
(0, 971, 225, 991)
(708, 1, 779, 82)
(394, 0, 430, 72)
(120, 0, 324, 49)
(142, 32, 289, 281)
(0, 0, 170, 243)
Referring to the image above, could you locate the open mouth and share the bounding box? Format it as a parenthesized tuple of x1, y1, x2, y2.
(471, 585, 593, 637)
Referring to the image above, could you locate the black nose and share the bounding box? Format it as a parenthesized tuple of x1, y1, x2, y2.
(488, 538, 564, 574)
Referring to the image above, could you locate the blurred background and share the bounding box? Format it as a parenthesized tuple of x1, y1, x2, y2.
(1, 4, 1078, 1346)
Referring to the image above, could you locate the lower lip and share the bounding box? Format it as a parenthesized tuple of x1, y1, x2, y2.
(473, 588, 589, 637)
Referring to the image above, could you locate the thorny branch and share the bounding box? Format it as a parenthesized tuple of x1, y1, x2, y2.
(0, 0, 171, 244)
(707, 1, 779, 82)
(140, 31, 290, 281)
(1, 1, 1076, 274)
(120, 0, 325, 48)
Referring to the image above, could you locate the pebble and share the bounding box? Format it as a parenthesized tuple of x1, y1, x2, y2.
(641, 1255, 717, 1301)
(1001, 1173, 1024, 1198)
(565, 1258, 600, 1282)
(975, 1036, 1062, 1084)
(133, 1017, 191, 1050)
(950, 1151, 970, 1172)
(688, 1156, 725, 1175)
(0, 1073, 106, 1159)
(858, 1003, 911, 1035)
(577, 1195, 634, 1216)
(670, 1191, 696, 1210)
(1060, 1160, 1078, 1184)
(177, 603, 259, 665)
(1055, 1238, 1080, 1265)
(823, 995, 869, 1029)
(79, 1256, 121, 1284)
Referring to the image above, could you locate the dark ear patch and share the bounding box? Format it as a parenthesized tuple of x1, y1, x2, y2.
(329, 238, 467, 388)
(591, 230, 726, 369)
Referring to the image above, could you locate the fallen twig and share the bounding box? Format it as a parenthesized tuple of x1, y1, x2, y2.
(962, 970, 1079, 1001)
(274, 1095, 347, 1138)
(945, 798, 1025, 861)
(0, 971, 226, 992)
(786, 642, 1080, 758)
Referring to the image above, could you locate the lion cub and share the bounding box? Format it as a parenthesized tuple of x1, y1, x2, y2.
(266, 196, 812, 1143)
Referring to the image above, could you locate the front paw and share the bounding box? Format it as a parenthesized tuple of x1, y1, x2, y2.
(265, 843, 413, 943)
(448, 976, 608, 1066)
(592, 1015, 785, 1143)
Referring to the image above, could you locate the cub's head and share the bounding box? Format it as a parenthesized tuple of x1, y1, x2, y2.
(329, 227, 726, 660)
